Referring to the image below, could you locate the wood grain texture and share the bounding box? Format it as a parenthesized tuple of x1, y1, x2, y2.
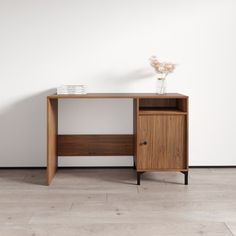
(186, 97, 189, 168)
(177, 98, 188, 112)
(47, 93, 189, 185)
(0, 168, 235, 236)
(47, 98, 58, 185)
(133, 99, 139, 167)
(57, 135, 134, 156)
(47, 93, 188, 99)
(137, 115, 186, 171)
(139, 98, 177, 109)
(139, 109, 187, 115)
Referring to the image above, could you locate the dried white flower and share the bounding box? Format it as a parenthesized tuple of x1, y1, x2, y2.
(149, 56, 176, 77)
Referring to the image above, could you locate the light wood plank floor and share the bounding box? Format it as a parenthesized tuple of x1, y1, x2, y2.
(0, 168, 236, 236)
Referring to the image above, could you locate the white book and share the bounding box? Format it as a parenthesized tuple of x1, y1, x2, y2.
(57, 85, 87, 95)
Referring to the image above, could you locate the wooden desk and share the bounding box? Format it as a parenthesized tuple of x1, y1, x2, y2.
(47, 93, 188, 185)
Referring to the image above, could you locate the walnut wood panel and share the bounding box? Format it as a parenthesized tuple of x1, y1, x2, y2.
(133, 99, 139, 167)
(48, 93, 188, 99)
(186, 97, 189, 168)
(139, 109, 187, 115)
(57, 135, 134, 156)
(137, 115, 186, 170)
(139, 98, 177, 109)
(137, 168, 188, 171)
(47, 98, 58, 185)
(177, 98, 188, 112)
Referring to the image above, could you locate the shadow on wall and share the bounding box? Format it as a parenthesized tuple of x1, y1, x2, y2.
(0, 69, 154, 168)
(0, 89, 55, 167)
(94, 68, 155, 91)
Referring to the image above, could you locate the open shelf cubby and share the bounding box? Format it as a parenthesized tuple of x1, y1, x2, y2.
(139, 98, 187, 114)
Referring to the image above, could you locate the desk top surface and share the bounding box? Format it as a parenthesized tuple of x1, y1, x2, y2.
(47, 93, 188, 99)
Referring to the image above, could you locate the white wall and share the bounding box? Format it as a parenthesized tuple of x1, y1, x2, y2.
(0, 0, 236, 167)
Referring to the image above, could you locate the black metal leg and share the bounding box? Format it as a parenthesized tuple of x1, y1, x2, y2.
(133, 159, 136, 169)
(181, 171, 188, 185)
(137, 172, 144, 185)
(184, 172, 188, 185)
(137, 172, 141, 185)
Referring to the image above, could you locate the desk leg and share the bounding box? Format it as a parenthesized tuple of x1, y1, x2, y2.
(47, 98, 58, 185)
(137, 172, 144, 185)
(181, 171, 189, 185)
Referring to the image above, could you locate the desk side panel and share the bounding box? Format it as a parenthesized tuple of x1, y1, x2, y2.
(47, 98, 58, 185)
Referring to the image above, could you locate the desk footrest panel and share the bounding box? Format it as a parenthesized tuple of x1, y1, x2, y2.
(57, 135, 134, 156)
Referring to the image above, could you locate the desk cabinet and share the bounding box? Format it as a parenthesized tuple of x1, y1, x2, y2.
(134, 97, 188, 185)
(47, 93, 188, 185)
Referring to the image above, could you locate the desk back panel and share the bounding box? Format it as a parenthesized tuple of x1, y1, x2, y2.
(57, 134, 134, 156)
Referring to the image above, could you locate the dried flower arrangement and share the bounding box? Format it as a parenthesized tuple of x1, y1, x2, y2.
(149, 56, 176, 94)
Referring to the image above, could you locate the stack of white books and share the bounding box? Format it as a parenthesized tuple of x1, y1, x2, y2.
(57, 85, 87, 95)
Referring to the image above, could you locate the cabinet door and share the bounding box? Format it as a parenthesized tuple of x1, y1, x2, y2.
(137, 115, 186, 170)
